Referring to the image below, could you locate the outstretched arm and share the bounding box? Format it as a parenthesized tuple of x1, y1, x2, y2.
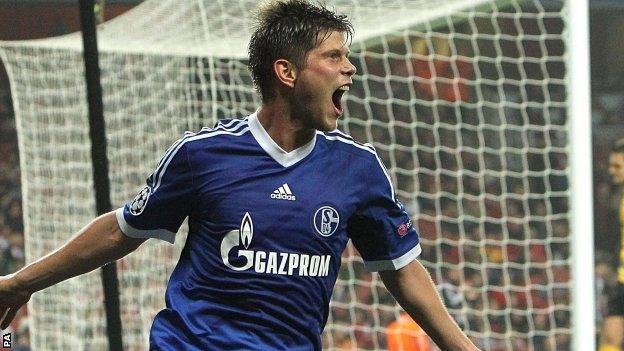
(379, 259, 479, 351)
(0, 211, 146, 329)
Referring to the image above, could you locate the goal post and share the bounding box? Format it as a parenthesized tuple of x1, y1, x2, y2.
(566, 0, 594, 350)
(0, 0, 592, 350)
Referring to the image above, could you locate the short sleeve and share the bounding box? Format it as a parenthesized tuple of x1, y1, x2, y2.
(116, 141, 195, 243)
(347, 154, 421, 272)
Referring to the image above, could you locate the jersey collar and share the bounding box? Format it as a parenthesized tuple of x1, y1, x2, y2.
(248, 112, 317, 168)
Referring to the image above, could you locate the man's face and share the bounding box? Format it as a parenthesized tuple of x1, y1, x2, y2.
(292, 30, 356, 131)
(608, 152, 624, 185)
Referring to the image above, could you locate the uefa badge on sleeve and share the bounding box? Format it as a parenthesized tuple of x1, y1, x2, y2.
(396, 218, 412, 237)
(397, 223, 409, 237)
(397, 218, 413, 238)
(130, 185, 151, 216)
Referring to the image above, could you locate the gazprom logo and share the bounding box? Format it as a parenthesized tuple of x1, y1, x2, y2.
(220, 212, 330, 276)
(313, 206, 340, 237)
(240, 212, 253, 249)
(220, 212, 254, 271)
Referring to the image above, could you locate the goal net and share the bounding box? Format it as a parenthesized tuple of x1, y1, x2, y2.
(0, 0, 575, 350)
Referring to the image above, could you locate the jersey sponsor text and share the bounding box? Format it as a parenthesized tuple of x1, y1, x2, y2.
(221, 212, 330, 276)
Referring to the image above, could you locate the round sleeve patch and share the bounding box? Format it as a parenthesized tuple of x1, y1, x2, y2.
(129, 186, 151, 216)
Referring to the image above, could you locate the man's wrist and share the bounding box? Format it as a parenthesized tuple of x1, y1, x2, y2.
(11, 270, 34, 295)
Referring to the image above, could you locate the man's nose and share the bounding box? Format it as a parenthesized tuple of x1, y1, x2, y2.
(343, 59, 357, 76)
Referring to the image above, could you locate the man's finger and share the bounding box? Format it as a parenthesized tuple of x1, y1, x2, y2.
(0, 307, 18, 330)
(0, 308, 8, 328)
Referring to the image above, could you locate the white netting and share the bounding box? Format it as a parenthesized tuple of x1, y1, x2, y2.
(0, 0, 572, 350)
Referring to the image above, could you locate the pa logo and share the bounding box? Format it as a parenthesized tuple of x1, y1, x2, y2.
(313, 206, 340, 237)
(2, 333, 11, 348)
(130, 185, 151, 216)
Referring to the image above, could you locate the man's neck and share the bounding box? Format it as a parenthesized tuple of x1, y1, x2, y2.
(257, 101, 316, 152)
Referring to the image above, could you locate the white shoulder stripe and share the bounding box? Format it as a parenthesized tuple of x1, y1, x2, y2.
(198, 118, 246, 133)
(318, 132, 395, 200)
(154, 118, 246, 173)
(317, 132, 375, 154)
(374, 154, 396, 200)
(153, 120, 247, 186)
(319, 131, 375, 153)
(326, 129, 363, 144)
(152, 124, 250, 192)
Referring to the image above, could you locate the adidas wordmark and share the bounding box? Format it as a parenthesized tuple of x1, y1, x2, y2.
(271, 183, 296, 201)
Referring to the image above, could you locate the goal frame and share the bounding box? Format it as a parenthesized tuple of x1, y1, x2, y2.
(567, 0, 595, 350)
(0, 0, 596, 349)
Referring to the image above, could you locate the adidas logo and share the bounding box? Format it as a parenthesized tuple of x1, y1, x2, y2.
(270, 183, 296, 201)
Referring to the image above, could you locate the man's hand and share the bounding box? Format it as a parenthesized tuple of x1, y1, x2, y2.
(0, 211, 145, 332)
(0, 274, 31, 330)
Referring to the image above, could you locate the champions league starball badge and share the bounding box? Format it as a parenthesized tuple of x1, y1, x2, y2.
(130, 185, 151, 216)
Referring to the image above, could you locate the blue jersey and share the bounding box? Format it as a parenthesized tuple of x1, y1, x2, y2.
(116, 112, 421, 350)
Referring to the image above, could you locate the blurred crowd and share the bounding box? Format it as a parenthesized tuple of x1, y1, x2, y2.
(328, 64, 572, 349)
(592, 91, 624, 345)
(0, 73, 30, 350)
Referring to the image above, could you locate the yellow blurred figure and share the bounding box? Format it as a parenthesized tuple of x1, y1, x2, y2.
(387, 313, 432, 351)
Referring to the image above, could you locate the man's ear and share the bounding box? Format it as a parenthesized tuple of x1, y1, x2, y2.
(273, 59, 297, 88)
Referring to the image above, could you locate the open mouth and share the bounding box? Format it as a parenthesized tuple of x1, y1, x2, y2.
(331, 85, 350, 115)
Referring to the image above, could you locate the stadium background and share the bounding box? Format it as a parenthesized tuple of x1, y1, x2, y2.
(0, 0, 620, 350)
